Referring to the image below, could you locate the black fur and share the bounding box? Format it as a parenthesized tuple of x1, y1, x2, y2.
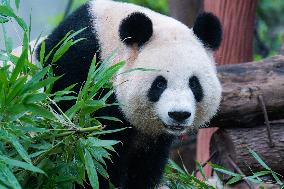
(147, 76, 167, 102)
(193, 12, 222, 50)
(168, 111, 191, 122)
(119, 12, 153, 47)
(36, 3, 174, 189)
(189, 76, 204, 102)
(36, 3, 100, 111)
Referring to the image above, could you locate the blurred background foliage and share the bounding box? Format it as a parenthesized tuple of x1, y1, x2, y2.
(254, 0, 284, 60)
(1, 0, 284, 60)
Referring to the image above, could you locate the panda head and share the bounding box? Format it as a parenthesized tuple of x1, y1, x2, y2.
(116, 12, 222, 136)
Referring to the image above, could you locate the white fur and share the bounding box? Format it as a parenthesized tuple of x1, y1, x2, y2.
(88, 0, 222, 136)
(2, 0, 221, 136)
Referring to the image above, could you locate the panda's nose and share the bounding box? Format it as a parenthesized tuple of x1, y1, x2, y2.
(168, 111, 191, 122)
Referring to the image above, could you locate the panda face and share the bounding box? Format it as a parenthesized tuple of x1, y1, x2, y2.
(147, 75, 203, 134)
(115, 43, 222, 136)
(91, 3, 223, 136)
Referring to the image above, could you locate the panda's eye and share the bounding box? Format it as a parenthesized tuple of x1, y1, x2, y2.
(189, 76, 204, 102)
(147, 76, 167, 102)
(156, 81, 165, 89)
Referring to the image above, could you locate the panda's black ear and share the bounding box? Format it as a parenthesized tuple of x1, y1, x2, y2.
(119, 12, 153, 47)
(193, 12, 222, 51)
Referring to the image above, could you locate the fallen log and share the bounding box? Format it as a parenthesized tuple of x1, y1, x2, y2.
(210, 122, 284, 177)
(209, 55, 284, 128)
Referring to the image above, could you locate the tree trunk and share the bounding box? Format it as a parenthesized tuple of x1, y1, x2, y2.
(168, 0, 203, 27)
(280, 39, 284, 55)
(210, 122, 284, 178)
(204, 0, 257, 64)
(197, 0, 257, 178)
(210, 55, 284, 128)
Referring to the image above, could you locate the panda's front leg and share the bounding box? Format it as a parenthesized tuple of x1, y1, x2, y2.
(122, 134, 174, 189)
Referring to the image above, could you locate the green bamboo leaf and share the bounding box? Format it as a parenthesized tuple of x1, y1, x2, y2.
(92, 128, 127, 136)
(10, 48, 28, 83)
(92, 159, 109, 179)
(6, 104, 27, 120)
(247, 170, 270, 179)
(39, 40, 46, 65)
(248, 148, 270, 170)
(168, 159, 186, 174)
(27, 76, 60, 92)
(0, 155, 45, 174)
(6, 76, 28, 103)
(1, 22, 13, 53)
(271, 171, 283, 185)
(195, 161, 206, 180)
(27, 65, 50, 84)
(8, 134, 32, 163)
(15, 0, 20, 10)
(0, 184, 9, 189)
(23, 93, 47, 104)
(84, 150, 99, 189)
(89, 147, 110, 166)
(25, 104, 55, 119)
(44, 31, 72, 63)
(53, 95, 77, 102)
(0, 68, 9, 87)
(94, 116, 122, 123)
(0, 15, 9, 23)
(64, 27, 86, 43)
(51, 40, 73, 64)
(0, 162, 21, 189)
(87, 137, 119, 147)
(209, 163, 240, 177)
(65, 101, 83, 118)
(226, 175, 243, 185)
(89, 61, 125, 98)
(0, 5, 28, 31)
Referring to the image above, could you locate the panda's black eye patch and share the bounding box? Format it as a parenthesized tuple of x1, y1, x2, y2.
(147, 76, 167, 102)
(189, 76, 204, 102)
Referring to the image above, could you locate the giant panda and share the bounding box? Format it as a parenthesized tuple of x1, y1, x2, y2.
(35, 0, 223, 188)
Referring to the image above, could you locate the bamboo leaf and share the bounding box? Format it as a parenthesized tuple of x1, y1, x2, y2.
(15, 0, 20, 10)
(195, 161, 207, 180)
(25, 104, 55, 119)
(23, 93, 47, 104)
(10, 48, 28, 83)
(226, 175, 243, 185)
(0, 5, 28, 31)
(94, 116, 122, 123)
(84, 150, 99, 189)
(0, 162, 21, 189)
(8, 134, 32, 163)
(209, 163, 241, 177)
(0, 155, 45, 174)
(39, 40, 46, 65)
(87, 137, 119, 147)
(248, 148, 270, 170)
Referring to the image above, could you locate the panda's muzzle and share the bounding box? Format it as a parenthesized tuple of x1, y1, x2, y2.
(168, 111, 191, 122)
(164, 125, 185, 132)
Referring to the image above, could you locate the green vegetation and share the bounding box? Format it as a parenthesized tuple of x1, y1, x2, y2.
(255, 0, 284, 60)
(1, 0, 284, 188)
(0, 1, 125, 188)
(163, 149, 284, 188)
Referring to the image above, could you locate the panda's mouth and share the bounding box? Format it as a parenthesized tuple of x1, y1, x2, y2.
(163, 124, 186, 132)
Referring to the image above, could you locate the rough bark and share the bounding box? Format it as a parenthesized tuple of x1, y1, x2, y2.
(197, 0, 257, 178)
(204, 0, 257, 64)
(168, 0, 203, 27)
(281, 39, 284, 55)
(209, 55, 284, 128)
(210, 122, 284, 177)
